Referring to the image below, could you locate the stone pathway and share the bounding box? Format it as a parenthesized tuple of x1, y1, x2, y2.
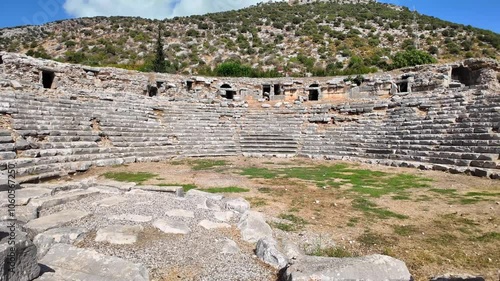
(0, 177, 413, 281)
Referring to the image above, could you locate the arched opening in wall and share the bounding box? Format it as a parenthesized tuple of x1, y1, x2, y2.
(0, 56, 3, 64)
(42, 70, 55, 89)
(186, 80, 193, 91)
(274, 84, 282, 95)
(397, 81, 408, 93)
(308, 84, 319, 101)
(220, 84, 235, 99)
(451, 66, 479, 86)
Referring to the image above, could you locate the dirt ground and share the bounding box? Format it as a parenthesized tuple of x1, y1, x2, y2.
(69, 156, 500, 281)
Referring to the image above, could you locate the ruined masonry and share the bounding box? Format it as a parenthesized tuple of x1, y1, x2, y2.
(0, 52, 498, 182)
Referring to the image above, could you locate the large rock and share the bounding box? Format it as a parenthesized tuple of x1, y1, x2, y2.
(0, 223, 40, 281)
(37, 244, 149, 281)
(224, 197, 250, 214)
(237, 211, 273, 243)
(256, 237, 288, 269)
(23, 210, 90, 238)
(281, 254, 412, 281)
(214, 211, 234, 222)
(96, 225, 143, 245)
(97, 180, 136, 191)
(153, 219, 190, 235)
(33, 227, 87, 259)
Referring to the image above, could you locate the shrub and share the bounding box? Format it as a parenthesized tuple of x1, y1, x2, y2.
(391, 49, 437, 69)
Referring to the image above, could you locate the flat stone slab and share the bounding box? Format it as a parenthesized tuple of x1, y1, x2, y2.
(34, 227, 87, 259)
(93, 196, 128, 207)
(24, 210, 90, 237)
(166, 209, 195, 218)
(186, 189, 224, 200)
(133, 185, 184, 196)
(109, 214, 152, 223)
(29, 190, 98, 210)
(199, 220, 231, 230)
(0, 187, 53, 207)
(153, 219, 190, 235)
(96, 225, 143, 245)
(97, 179, 136, 191)
(214, 211, 234, 222)
(38, 244, 149, 281)
(282, 254, 412, 281)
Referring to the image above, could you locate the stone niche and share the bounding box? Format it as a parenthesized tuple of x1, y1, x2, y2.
(451, 66, 481, 86)
(0, 55, 3, 64)
(40, 68, 56, 89)
(307, 83, 320, 101)
(220, 84, 236, 99)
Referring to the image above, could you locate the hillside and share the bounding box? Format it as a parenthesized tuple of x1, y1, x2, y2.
(0, 0, 499, 76)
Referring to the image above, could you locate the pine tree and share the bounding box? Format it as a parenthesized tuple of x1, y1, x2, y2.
(152, 24, 166, 73)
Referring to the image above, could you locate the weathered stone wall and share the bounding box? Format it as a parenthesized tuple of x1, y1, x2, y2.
(0, 53, 498, 182)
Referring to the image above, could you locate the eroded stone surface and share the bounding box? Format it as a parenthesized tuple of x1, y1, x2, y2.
(153, 219, 190, 235)
(199, 220, 231, 230)
(34, 227, 87, 259)
(109, 214, 153, 223)
(166, 209, 195, 218)
(237, 211, 273, 243)
(24, 210, 90, 237)
(281, 254, 412, 281)
(96, 225, 143, 245)
(38, 244, 149, 281)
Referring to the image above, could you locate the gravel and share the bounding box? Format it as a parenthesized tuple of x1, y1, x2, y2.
(41, 189, 276, 281)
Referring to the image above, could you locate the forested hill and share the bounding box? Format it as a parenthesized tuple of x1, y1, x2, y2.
(1, 1, 499, 77)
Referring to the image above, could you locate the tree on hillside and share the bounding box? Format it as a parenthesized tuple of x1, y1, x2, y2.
(152, 24, 167, 73)
(391, 49, 437, 69)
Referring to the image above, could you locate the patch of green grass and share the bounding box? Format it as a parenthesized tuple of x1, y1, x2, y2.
(392, 194, 411, 200)
(246, 197, 267, 207)
(279, 213, 308, 225)
(309, 246, 354, 258)
(393, 225, 418, 236)
(273, 222, 295, 232)
(429, 188, 457, 195)
(352, 198, 408, 220)
(272, 213, 308, 232)
(458, 197, 488, 205)
(347, 217, 360, 227)
(464, 191, 500, 197)
(156, 177, 165, 180)
(240, 167, 279, 179)
(474, 232, 500, 242)
(258, 187, 272, 193)
(190, 159, 228, 170)
(358, 230, 390, 247)
(241, 164, 431, 198)
(425, 233, 458, 246)
(103, 172, 157, 184)
(157, 183, 197, 192)
(414, 194, 432, 202)
(203, 186, 250, 193)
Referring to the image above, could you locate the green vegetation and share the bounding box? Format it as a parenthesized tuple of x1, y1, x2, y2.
(352, 198, 408, 220)
(6, 1, 498, 75)
(202, 186, 250, 193)
(309, 246, 354, 258)
(152, 25, 167, 73)
(103, 172, 156, 184)
(273, 213, 307, 231)
(391, 49, 437, 69)
(189, 159, 228, 170)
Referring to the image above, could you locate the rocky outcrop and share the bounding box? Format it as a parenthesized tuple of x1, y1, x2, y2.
(280, 254, 412, 281)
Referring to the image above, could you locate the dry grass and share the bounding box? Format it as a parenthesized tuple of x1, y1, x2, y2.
(78, 156, 500, 281)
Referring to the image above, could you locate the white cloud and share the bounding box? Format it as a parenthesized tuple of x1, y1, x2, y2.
(63, 0, 272, 19)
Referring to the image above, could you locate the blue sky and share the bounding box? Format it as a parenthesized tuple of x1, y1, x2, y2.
(0, 0, 498, 33)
